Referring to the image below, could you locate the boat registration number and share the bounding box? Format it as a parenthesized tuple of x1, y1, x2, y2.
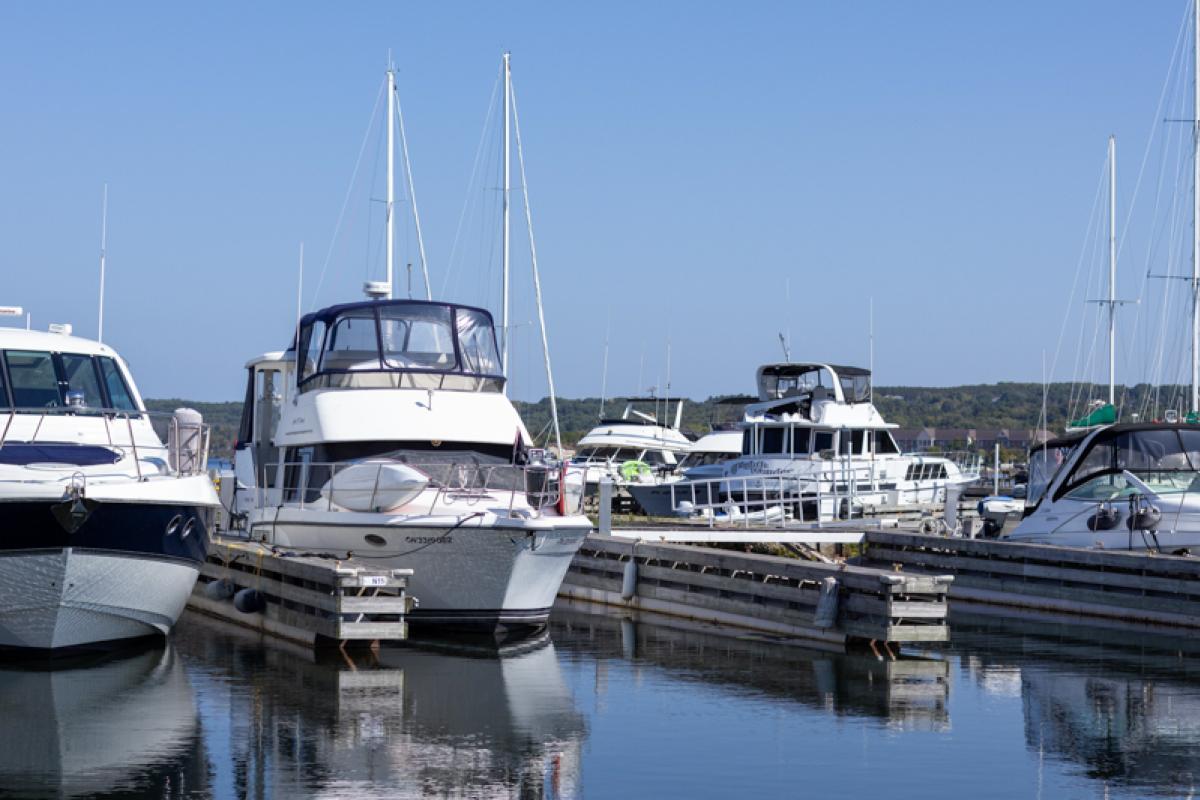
(359, 576, 389, 587)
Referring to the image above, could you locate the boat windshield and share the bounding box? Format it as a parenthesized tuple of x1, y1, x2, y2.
(758, 365, 871, 404)
(1057, 427, 1200, 501)
(296, 300, 504, 393)
(0, 350, 139, 413)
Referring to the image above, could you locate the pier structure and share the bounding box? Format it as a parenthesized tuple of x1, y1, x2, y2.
(560, 534, 951, 648)
(187, 539, 413, 647)
(862, 530, 1200, 630)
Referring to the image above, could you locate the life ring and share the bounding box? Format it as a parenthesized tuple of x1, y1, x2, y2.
(619, 460, 652, 481)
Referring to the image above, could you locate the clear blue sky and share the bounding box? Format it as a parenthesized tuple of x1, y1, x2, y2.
(0, 2, 1189, 401)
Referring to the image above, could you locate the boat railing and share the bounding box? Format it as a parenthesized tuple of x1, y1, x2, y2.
(0, 407, 211, 480)
(663, 470, 866, 528)
(262, 458, 586, 517)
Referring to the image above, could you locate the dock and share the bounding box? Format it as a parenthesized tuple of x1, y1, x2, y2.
(861, 530, 1200, 630)
(187, 539, 414, 647)
(560, 534, 951, 648)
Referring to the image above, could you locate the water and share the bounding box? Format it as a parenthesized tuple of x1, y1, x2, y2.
(3, 603, 1200, 799)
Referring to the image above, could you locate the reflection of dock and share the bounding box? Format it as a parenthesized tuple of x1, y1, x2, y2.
(186, 539, 413, 647)
(553, 599, 950, 732)
(176, 613, 586, 799)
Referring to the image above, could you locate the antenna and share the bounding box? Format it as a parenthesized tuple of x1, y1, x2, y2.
(599, 309, 610, 420)
(1193, 0, 1200, 414)
(98, 183, 108, 342)
(296, 242, 305, 338)
(393, 73, 432, 300)
(777, 332, 790, 362)
(869, 296, 874, 403)
(385, 55, 395, 298)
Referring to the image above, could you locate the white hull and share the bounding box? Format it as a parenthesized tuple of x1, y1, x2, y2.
(0, 550, 199, 650)
(260, 514, 590, 627)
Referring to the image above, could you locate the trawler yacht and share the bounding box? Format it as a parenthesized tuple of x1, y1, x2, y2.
(1007, 422, 1200, 551)
(571, 398, 693, 493)
(225, 299, 592, 632)
(0, 327, 218, 650)
(658, 363, 976, 520)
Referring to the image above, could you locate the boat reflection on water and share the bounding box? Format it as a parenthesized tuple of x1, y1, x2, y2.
(952, 611, 1200, 794)
(175, 613, 587, 799)
(0, 642, 202, 798)
(550, 599, 951, 732)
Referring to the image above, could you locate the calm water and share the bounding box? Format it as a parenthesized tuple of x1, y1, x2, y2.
(3, 603, 1200, 799)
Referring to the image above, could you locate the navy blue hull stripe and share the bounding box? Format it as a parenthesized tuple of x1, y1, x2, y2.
(0, 502, 208, 565)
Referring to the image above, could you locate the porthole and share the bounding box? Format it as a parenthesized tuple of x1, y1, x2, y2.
(165, 514, 183, 536)
(181, 518, 196, 539)
(364, 534, 387, 547)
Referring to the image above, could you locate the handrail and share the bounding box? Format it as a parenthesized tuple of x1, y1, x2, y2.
(0, 407, 212, 478)
(258, 458, 585, 516)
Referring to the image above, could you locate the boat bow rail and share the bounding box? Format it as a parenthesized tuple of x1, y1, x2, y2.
(256, 457, 587, 517)
(0, 407, 212, 481)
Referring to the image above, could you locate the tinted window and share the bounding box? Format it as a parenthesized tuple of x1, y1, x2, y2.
(793, 428, 811, 454)
(0, 355, 8, 408)
(874, 431, 900, 455)
(762, 427, 786, 454)
(6, 350, 60, 408)
(61, 354, 103, 409)
(323, 311, 379, 370)
(299, 320, 327, 382)
(813, 432, 833, 454)
(742, 429, 753, 455)
(98, 357, 138, 411)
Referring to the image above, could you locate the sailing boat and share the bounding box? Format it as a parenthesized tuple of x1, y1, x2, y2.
(1010, 4, 1200, 551)
(224, 56, 592, 633)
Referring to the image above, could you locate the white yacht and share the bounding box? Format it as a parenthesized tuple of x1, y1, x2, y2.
(0, 327, 219, 650)
(662, 363, 976, 521)
(571, 397, 693, 492)
(1007, 422, 1200, 551)
(625, 397, 750, 515)
(225, 299, 593, 632)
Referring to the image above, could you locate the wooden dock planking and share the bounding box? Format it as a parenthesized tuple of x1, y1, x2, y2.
(561, 534, 951, 647)
(188, 539, 414, 647)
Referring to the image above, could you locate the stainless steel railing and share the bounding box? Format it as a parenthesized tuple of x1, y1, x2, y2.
(258, 458, 586, 517)
(0, 407, 211, 479)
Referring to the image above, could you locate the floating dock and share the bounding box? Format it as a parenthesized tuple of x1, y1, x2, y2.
(560, 534, 951, 648)
(862, 530, 1200, 630)
(187, 539, 413, 647)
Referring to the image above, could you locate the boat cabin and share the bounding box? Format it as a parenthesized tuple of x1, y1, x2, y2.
(756, 363, 871, 405)
(292, 299, 504, 393)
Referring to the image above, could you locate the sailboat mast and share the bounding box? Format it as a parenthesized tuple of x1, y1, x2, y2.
(501, 52, 512, 381)
(386, 61, 396, 299)
(98, 183, 107, 343)
(1108, 135, 1116, 407)
(1193, 0, 1199, 413)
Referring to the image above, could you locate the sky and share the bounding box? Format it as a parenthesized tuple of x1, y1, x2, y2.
(0, 2, 1193, 402)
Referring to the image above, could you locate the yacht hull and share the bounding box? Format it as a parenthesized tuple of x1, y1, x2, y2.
(264, 518, 590, 631)
(0, 549, 200, 650)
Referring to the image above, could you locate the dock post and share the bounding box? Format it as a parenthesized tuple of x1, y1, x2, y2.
(814, 577, 840, 628)
(599, 477, 613, 535)
(993, 444, 1000, 495)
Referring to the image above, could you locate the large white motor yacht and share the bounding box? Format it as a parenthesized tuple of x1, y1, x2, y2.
(1008, 422, 1200, 551)
(660, 363, 977, 520)
(225, 299, 592, 632)
(0, 327, 219, 650)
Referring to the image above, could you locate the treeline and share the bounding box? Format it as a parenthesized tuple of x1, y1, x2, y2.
(155, 381, 1186, 459)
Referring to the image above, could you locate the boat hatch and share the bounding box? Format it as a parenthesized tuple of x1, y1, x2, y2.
(0, 442, 122, 466)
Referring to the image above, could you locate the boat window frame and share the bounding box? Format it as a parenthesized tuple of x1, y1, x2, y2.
(296, 301, 505, 393)
(1053, 427, 1200, 501)
(0, 349, 140, 415)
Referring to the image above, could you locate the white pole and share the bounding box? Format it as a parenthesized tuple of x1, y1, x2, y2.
(869, 295, 874, 403)
(1193, 0, 1199, 414)
(98, 183, 108, 342)
(599, 310, 610, 419)
(393, 75, 432, 300)
(386, 60, 396, 299)
(501, 52, 512, 381)
(510, 76, 562, 454)
(1108, 134, 1116, 407)
(994, 443, 1000, 496)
